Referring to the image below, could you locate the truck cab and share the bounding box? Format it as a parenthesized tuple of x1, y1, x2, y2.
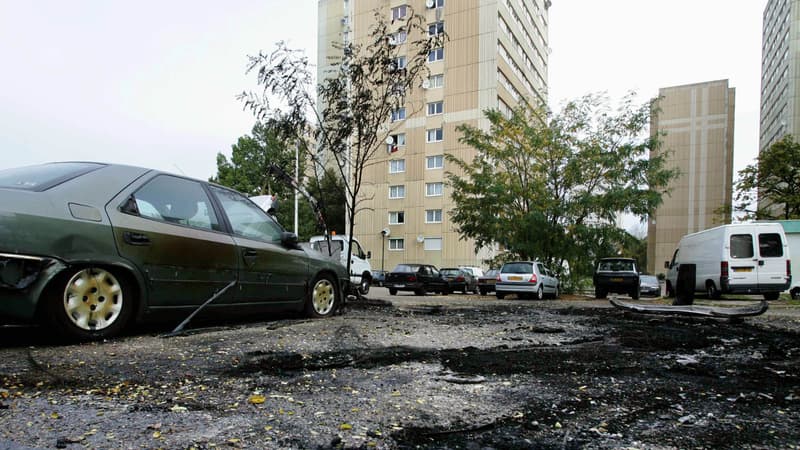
(309, 235, 373, 295)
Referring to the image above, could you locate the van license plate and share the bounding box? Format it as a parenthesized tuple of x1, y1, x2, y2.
(733, 267, 753, 273)
(508, 276, 523, 281)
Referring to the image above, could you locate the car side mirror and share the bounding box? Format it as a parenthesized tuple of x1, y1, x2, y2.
(280, 231, 300, 249)
(664, 261, 670, 269)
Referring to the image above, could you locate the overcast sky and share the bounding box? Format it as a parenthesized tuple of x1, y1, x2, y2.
(0, 0, 767, 182)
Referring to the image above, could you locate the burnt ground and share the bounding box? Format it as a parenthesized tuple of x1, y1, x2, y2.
(0, 293, 799, 449)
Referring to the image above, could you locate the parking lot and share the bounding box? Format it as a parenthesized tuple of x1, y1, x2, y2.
(1, 289, 799, 449)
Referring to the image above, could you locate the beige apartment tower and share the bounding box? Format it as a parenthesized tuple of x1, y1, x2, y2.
(647, 80, 734, 275)
(318, 0, 550, 271)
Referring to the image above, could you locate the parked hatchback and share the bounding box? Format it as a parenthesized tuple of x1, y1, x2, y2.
(496, 261, 559, 300)
(440, 268, 478, 294)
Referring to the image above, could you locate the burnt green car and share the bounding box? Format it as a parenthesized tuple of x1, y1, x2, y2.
(0, 162, 349, 340)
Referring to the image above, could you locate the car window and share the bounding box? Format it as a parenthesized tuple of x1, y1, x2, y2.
(759, 233, 783, 257)
(730, 234, 754, 259)
(210, 186, 284, 243)
(599, 260, 634, 271)
(441, 269, 458, 276)
(130, 175, 220, 231)
(0, 162, 105, 191)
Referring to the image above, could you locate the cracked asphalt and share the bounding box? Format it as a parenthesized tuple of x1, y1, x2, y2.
(1, 288, 799, 449)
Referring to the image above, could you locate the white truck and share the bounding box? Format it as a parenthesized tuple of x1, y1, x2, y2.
(664, 223, 791, 300)
(309, 235, 373, 295)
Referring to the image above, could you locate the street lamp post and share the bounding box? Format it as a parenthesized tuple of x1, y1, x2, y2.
(380, 228, 390, 272)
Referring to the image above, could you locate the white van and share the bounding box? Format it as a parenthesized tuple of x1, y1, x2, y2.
(309, 235, 372, 294)
(664, 223, 791, 300)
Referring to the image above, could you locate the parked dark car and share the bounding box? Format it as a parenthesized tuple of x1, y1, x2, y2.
(593, 257, 640, 300)
(440, 267, 478, 294)
(385, 264, 450, 296)
(0, 162, 350, 340)
(477, 269, 500, 295)
(639, 274, 661, 297)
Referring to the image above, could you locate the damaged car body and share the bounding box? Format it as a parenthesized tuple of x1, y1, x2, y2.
(0, 162, 349, 340)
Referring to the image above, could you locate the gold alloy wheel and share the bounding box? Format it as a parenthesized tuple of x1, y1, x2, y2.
(312, 278, 335, 316)
(63, 268, 124, 331)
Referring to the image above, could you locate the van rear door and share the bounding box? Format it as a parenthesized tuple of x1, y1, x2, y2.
(757, 231, 787, 290)
(729, 233, 758, 289)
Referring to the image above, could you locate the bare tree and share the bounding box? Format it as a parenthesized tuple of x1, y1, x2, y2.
(239, 7, 443, 296)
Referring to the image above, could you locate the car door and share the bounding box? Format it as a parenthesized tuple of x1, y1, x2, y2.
(209, 185, 308, 304)
(108, 174, 239, 307)
(757, 231, 787, 289)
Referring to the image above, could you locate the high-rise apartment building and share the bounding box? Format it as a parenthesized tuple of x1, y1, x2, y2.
(317, 0, 550, 272)
(759, 0, 797, 215)
(647, 80, 735, 274)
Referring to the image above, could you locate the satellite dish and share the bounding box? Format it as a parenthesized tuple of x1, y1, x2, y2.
(421, 79, 431, 89)
(425, 0, 435, 8)
(416, 235, 425, 243)
(385, 136, 395, 145)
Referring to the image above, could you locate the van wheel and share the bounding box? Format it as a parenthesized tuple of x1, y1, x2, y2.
(389, 288, 397, 296)
(594, 287, 607, 299)
(359, 276, 371, 295)
(764, 292, 780, 301)
(792, 288, 800, 300)
(496, 293, 505, 299)
(706, 282, 721, 300)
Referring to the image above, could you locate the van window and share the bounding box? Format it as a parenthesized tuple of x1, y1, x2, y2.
(759, 233, 784, 257)
(730, 234, 754, 259)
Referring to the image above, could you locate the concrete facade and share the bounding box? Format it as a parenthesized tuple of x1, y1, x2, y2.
(318, 0, 550, 272)
(759, 0, 800, 215)
(647, 80, 734, 275)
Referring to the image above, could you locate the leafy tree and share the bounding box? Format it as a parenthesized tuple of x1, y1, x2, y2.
(732, 135, 800, 220)
(238, 9, 443, 285)
(447, 94, 678, 287)
(211, 121, 321, 240)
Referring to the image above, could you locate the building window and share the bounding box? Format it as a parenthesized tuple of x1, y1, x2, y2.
(426, 155, 444, 169)
(426, 128, 443, 142)
(390, 30, 407, 45)
(426, 182, 443, 197)
(427, 101, 444, 116)
(389, 159, 405, 173)
(389, 185, 405, 199)
(428, 21, 444, 36)
(394, 56, 407, 70)
(387, 133, 406, 153)
(389, 211, 405, 224)
(389, 238, 405, 250)
(428, 47, 444, 62)
(391, 107, 406, 122)
(426, 0, 445, 8)
(427, 74, 444, 89)
(391, 5, 408, 20)
(425, 209, 443, 223)
(424, 237, 442, 251)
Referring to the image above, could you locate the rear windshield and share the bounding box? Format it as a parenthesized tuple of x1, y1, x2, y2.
(393, 264, 420, 273)
(441, 269, 460, 276)
(759, 233, 783, 257)
(598, 259, 635, 271)
(0, 162, 105, 191)
(502, 262, 533, 274)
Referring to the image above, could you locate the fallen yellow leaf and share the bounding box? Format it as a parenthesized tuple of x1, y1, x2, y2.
(340, 423, 353, 431)
(249, 395, 266, 405)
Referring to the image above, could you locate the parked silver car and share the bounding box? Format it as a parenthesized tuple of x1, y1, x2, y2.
(496, 261, 559, 300)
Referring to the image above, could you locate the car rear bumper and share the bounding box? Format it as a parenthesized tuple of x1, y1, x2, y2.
(0, 253, 66, 321)
(722, 281, 791, 294)
(496, 282, 540, 293)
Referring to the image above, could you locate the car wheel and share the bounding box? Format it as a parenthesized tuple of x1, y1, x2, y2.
(764, 292, 780, 301)
(706, 282, 721, 300)
(479, 288, 487, 296)
(553, 285, 559, 299)
(473, 285, 480, 294)
(536, 285, 544, 300)
(389, 288, 397, 296)
(359, 277, 371, 295)
(46, 266, 134, 340)
(496, 292, 505, 299)
(415, 287, 427, 296)
(305, 273, 339, 318)
(665, 281, 674, 298)
(594, 287, 607, 299)
(792, 288, 800, 300)
(443, 288, 451, 295)
(630, 286, 640, 300)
